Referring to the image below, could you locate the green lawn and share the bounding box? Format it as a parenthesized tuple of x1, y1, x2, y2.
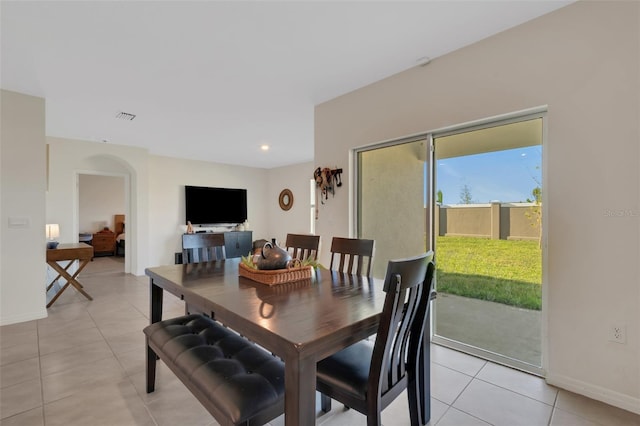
(435, 236, 542, 310)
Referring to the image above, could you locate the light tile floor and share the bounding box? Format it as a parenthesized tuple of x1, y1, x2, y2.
(1, 257, 639, 426)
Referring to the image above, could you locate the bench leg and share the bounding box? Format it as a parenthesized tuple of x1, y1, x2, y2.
(146, 342, 157, 393)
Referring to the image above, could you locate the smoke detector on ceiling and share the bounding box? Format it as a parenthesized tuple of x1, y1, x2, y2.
(115, 111, 136, 121)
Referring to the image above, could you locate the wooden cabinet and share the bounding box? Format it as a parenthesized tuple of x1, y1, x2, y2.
(92, 230, 116, 256)
(224, 231, 252, 258)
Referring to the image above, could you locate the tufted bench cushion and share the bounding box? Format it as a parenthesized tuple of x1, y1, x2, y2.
(144, 314, 285, 426)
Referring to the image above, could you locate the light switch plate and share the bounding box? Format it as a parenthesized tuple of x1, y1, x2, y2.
(8, 216, 30, 228)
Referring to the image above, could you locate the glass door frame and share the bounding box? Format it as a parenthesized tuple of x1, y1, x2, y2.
(429, 107, 548, 376)
(351, 106, 548, 376)
(352, 134, 433, 248)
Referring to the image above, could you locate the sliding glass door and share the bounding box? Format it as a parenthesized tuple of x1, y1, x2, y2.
(356, 137, 431, 278)
(432, 116, 544, 373)
(355, 111, 545, 375)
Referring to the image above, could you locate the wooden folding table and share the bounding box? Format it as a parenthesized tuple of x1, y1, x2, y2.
(46, 243, 94, 308)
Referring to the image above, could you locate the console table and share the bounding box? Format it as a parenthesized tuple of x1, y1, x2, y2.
(46, 243, 94, 308)
(223, 230, 252, 258)
(178, 231, 252, 263)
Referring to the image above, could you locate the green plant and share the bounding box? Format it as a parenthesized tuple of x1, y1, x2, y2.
(240, 252, 257, 268)
(301, 255, 324, 269)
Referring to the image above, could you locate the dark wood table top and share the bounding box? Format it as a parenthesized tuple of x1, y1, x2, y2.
(146, 259, 386, 359)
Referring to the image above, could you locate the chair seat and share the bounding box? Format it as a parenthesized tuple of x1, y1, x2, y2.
(317, 340, 373, 399)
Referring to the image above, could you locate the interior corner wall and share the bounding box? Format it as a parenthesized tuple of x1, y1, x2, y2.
(1, 90, 48, 325)
(314, 1, 639, 413)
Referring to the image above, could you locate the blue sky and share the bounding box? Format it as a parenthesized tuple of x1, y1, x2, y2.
(435, 146, 541, 205)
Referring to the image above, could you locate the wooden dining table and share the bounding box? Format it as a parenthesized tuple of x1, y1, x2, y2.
(145, 258, 431, 425)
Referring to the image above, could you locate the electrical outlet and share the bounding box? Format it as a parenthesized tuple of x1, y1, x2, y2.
(609, 324, 627, 344)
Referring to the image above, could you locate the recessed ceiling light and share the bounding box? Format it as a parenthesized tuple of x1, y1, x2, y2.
(260, 144, 270, 151)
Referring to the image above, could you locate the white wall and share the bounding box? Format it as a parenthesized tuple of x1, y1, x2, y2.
(314, 1, 639, 413)
(147, 155, 270, 267)
(44, 139, 315, 272)
(267, 161, 315, 247)
(79, 174, 125, 233)
(0, 90, 47, 325)
(2, 128, 313, 325)
(47, 137, 149, 275)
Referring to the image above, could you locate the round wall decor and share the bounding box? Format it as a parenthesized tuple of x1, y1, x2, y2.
(279, 189, 294, 211)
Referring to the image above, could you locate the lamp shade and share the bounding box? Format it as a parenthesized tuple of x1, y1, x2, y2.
(46, 224, 60, 240)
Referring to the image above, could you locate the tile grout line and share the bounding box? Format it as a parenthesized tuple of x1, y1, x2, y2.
(436, 359, 504, 425)
(85, 288, 161, 426)
(472, 375, 557, 408)
(36, 317, 47, 426)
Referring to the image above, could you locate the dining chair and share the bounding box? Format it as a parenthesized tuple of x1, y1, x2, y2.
(316, 251, 436, 426)
(329, 237, 375, 276)
(181, 233, 227, 315)
(182, 233, 226, 263)
(285, 233, 320, 261)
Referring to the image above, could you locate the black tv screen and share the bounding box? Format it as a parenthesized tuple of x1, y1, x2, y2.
(185, 186, 248, 225)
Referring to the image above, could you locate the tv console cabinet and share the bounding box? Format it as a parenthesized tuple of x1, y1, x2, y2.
(179, 231, 252, 261)
(223, 231, 253, 258)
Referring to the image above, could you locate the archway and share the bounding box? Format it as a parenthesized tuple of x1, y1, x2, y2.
(75, 154, 136, 274)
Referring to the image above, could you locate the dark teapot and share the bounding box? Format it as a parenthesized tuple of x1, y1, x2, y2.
(256, 242, 292, 270)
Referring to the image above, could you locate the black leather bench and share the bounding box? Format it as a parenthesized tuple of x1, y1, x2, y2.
(144, 314, 285, 426)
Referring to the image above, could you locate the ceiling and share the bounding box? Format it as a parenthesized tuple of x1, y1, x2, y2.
(1, 1, 572, 169)
(435, 118, 543, 160)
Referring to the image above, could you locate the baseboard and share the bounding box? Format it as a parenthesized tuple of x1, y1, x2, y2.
(546, 373, 640, 415)
(0, 308, 48, 326)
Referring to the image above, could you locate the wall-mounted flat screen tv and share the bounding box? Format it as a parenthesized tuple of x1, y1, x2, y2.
(185, 186, 248, 225)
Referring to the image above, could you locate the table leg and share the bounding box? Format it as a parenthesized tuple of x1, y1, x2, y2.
(150, 280, 163, 324)
(284, 354, 316, 426)
(46, 281, 72, 308)
(146, 341, 157, 393)
(46, 260, 93, 308)
(46, 261, 75, 291)
(73, 259, 91, 288)
(147, 280, 164, 394)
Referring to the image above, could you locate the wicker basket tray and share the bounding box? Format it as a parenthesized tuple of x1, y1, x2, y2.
(238, 262, 313, 286)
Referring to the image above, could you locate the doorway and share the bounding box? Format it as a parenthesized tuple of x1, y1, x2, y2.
(78, 173, 127, 274)
(431, 114, 544, 374)
(355, 109, 546, 375)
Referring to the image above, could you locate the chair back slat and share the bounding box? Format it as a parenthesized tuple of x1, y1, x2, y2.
(370, 252, 435, 397)
(285, 233, 320, 261)
(182, 233, 226, 263)
(329, 237, 375, 276)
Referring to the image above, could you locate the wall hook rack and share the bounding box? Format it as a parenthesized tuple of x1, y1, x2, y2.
(313, 167, 343, 218)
